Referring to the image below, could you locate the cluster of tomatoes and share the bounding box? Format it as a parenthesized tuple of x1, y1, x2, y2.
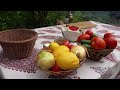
(61, 40, 74, 50)
(77, 29, 117, 50)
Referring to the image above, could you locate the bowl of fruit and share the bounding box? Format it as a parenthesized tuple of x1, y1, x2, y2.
(77, 29, 117, 61)
(36, 38, 87, 77)
(61, 25, 84, 41)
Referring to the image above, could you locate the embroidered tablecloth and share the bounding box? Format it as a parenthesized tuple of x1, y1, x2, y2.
(0, 21, 120, 79)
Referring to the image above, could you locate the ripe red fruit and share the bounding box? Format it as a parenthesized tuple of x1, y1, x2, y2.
(62, 40, 70, 47)
(85, 29, 93, 37)
(51, 65, 61, 72)
(91, 37, 106, 50)
(68, 26, 79, 31)
(77, 34, 90, 42)
(104, 36, 117, 49)
(68, 45, 74, 50)
(104, 33, 113, 38)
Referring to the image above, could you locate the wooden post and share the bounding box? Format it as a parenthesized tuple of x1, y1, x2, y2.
(68, 11, 73, 23)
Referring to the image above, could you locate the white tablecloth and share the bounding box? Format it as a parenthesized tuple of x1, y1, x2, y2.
(1, 21, 120, 79)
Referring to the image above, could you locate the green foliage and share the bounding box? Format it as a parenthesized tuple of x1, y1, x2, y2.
(0, 11, 26, 30)
(72, 11, 114, 24)
(46, 11, 67, 26)
(0, 11, 120, 31)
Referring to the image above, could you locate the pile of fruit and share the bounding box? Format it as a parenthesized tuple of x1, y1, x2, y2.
(77, 29, 117, 50)
(36, 40, 86, 73)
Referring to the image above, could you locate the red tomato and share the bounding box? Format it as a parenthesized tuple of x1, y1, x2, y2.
(68, 26, 79, 31)
(69, 45, 74, 50)
(85, 29, 93, 37)
(77, 34, 90, 42)
(62, 40, 70, 47)
(51, 65, 61, 72)
(91, 37, 106, 50)
(104, 36, 117, 49)
(104, 33, 113, 38)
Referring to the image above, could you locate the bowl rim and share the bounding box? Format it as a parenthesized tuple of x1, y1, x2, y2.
(0, 29, 38, 44)
(37, 65, 78, 74)
(63, 25, 81, 32)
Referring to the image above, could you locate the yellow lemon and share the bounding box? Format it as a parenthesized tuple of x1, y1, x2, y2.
(56, 52, 79, 70)
(49, 42, 59, 51)
(53, 45, 70, 58)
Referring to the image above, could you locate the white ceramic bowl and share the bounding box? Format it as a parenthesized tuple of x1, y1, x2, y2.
(61, 26, 84, 41)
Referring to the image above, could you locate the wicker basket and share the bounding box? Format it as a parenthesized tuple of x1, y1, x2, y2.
(87, 48, 114, 61)
(0, 29, 38, 59)
(36, 47, 86, 77)
(36, 38, 86, 77)
(38, 66, 77, 77)
(77, 42, 114, 61)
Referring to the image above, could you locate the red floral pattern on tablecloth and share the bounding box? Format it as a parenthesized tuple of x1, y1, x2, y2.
(103, 53, 118, 63)
(40, 30, 61, 34)
(37, 33, 45, 34)
(90, 67, 110, 76)
(101, 25, 120, 31)
(0, 48, 39, 73)
(116, 46, 120, 51)
(90, 66, 113, 79)
(48, 75, 80, 79)
(46, 27, 58, 29)
(101, 69, 113, 79)
(41, 41, 51, 44)
(97, 30, 115, 34)
(97, 30, 108, 33)
(113, 35, 120, 38)
(115, 70, 120, 79)
(38, 35, 61, 40)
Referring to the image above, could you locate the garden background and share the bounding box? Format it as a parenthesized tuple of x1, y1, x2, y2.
(0, 11, 120, 31)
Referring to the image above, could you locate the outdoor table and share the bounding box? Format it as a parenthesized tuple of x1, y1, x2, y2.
(0, 21, 120, 79)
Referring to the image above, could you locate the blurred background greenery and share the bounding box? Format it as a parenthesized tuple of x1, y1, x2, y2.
(0, 11, 120, 31)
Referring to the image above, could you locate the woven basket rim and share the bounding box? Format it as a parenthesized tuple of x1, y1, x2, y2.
(0, 29, 38, 44)
(36, 47, 86, 75)
(37, 65, 78, 74)
(87, 48, 114, 50)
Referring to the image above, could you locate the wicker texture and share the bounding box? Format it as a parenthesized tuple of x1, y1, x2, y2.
(37, 37, 86, 77)
(0, 29, 38, 59)
(77, 42, 114, 61)
(87, 48, 114, 61)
